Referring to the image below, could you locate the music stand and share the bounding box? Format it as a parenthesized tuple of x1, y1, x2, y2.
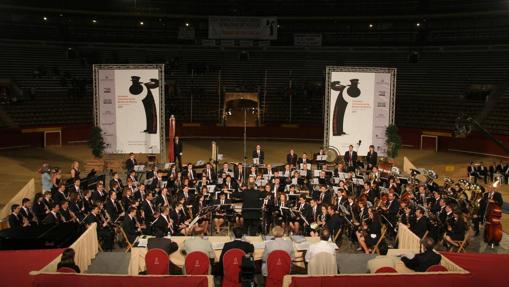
(353, 178, 364, 186)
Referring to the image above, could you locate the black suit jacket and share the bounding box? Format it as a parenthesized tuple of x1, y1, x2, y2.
(52, 191, 67, 205)
(343, 151, 358, 167)
(122, 216, 138, 243)
(218, 239, 255, 274)
(286, 153, 298, 166)
(411, 216, 428, 238)
(8, 213, 23, 229)
(174, 139, 183, 155)
(147, 237, 179, 255)
(479, 191, 504, 218)
(141, 200, 156, 225)
(20, 207, 35, 223)
(252, 150, 265, 164)
(366, 151, 378, 167)
(42, 212, 60, 225)
(235, 188, 263, 220)
(104, 199, 120, 221)
(126, 158, 137, 172)
(401, 249, 442, 272)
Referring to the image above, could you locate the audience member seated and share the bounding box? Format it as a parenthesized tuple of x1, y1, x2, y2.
(57, 248, 81, 273)
(183, 227, 215, 260)
(305, 228, 336, 263)
(218, 227, 254, 275)
(401, 237, 442, 272)
(262, 226, 295, 276)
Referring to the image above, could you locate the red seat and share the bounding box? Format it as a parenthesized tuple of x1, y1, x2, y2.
(185, 251, 210, 275)
(56, 267, 76, 273)
(375, 266, 398, 273)
(426, 264, 448, 272)
(222, 248, 246, 287)
(145, 248, 169, 275)
(265, 250, 291, 287)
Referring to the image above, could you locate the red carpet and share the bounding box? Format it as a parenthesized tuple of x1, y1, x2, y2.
(0, 249, 63, 287)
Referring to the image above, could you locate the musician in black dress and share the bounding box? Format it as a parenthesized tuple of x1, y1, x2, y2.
(356, 208, 381, 254)
(443, 211, 467, 248)
(289, 195, 311, 235)
(213, 192, 232, 234)
(366, 145, 378, 170)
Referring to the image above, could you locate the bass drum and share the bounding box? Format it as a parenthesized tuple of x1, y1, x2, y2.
(325, 146, 341, 164)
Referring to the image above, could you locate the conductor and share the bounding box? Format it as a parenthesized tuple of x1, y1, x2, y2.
(234, 179, 263, 235)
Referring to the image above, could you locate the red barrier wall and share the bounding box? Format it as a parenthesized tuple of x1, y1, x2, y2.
(0, 249, 63, 287)
(31, 274, 210, 287)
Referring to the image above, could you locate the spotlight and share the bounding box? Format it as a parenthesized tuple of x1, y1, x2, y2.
(250, 107, 257, 115)
(369, 23, 373, 28)
(226, 108, 233, 116)
(416, 22, 421, 27)
(185, 22, 190, 27)
(92, 19, 97, 24)
(139, 21, 144, 26)
(43, 16, 48, 21)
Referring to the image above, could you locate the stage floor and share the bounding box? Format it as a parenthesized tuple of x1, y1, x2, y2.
(0, 139, 508, 234)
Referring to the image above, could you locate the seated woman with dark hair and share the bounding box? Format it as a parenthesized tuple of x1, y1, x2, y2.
(57, 248, 80, 273)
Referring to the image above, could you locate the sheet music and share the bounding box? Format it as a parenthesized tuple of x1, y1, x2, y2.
(134, 165, 145, 172)
(300, 163, 311, 170)
(316, 155, 327, 161)
(313, 170, 321, 177)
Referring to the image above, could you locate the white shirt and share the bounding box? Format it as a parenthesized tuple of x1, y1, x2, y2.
(305, 240, 336, 262)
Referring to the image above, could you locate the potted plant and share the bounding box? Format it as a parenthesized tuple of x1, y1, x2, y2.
(88, 126, 106, 158)
(385, 124, 401, 163)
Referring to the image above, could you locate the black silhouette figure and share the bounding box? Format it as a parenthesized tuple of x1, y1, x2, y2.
(332, 79, 361, 136)
(347, 79, 361, 98)
(129, 76, 159, 134)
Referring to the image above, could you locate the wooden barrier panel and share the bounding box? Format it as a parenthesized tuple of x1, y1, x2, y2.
(39, 223, 99, 273)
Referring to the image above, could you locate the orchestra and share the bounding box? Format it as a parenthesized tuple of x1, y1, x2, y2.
(6, 143, 503, 254)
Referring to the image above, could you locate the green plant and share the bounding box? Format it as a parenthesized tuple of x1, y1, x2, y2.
(385, 124, 401, 159)
(88, 126, 106, 158)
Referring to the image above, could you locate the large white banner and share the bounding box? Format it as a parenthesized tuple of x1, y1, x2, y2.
(94, 65, 165, 155)
(324, 67, 396, 156)
(208, 16, 277, 40)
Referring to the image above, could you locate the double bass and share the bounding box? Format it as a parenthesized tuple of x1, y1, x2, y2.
(484, 199, 503, 245)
